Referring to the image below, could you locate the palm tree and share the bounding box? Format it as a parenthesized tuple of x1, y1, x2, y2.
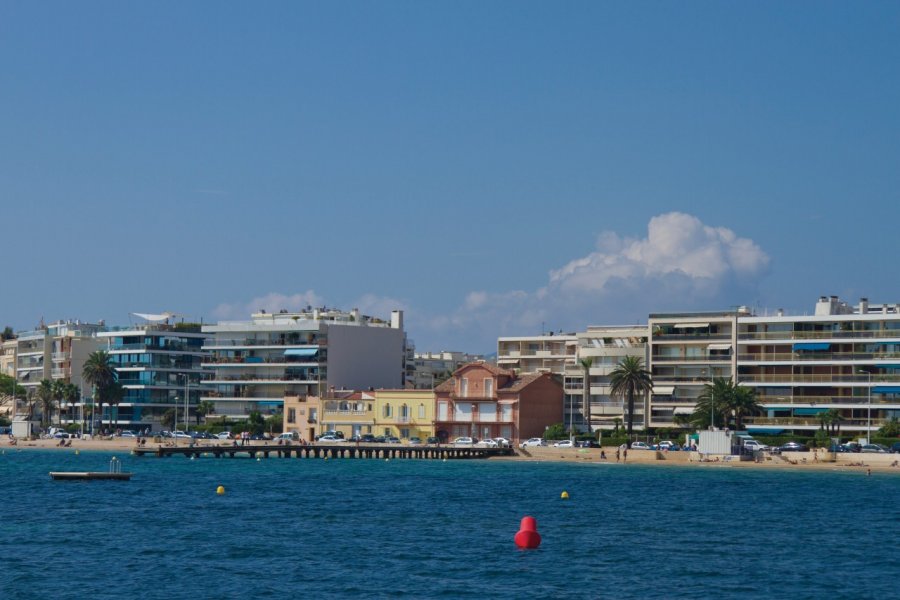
(82, 350, 117, 432)
(609, 356, 653, 442)
(692, 378, 734, 429)
(195, 400, 215, 425)
(724, 385, 761, 430)
(578, 357, 594, 434)
(100, 381, 125, 431)
(63, 383, 80, 424)
(35, 379, 56, 429)
(51, 380, 67, 426)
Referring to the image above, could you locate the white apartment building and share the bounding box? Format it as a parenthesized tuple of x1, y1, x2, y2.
(563, 325, 649, 432)
(202, 308, 406, 420)
(738, 296, 900, 437)
(408, 350, 486, 389)
(497, 333, 578, 374)
(648, 310, 745, 428)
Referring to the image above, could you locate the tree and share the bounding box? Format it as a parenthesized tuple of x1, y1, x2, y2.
(690, 378, 734, 430)
(82, 350, 117, 431)
(63, 383, 79, 424)
(51, 380, 67, 426)
(578, 357, 594, 434)
(878, 416, 900, 438)
(248, 410, 265, 435)
(195, 400, 215, 425)
(609, 356, 653, 442)
(819, 408, 843, 436)
(0, 326, 15, 341)
(724, 385, 761, 431)
(0, 373, 26, 413)
(35, 379, 56, 429)
(544, 422, 568, 440)
(161, 408, 176, 429)
(99, 381, 125, 430)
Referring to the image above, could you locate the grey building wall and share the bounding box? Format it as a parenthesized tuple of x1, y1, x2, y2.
(326, 325, 404, 391)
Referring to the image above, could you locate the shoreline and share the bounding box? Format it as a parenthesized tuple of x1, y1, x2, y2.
(6, 437, 900, 473)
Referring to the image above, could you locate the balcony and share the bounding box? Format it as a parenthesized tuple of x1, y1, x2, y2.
(743, 416, 887, 428)
(739, 330, 900, 341)
(652, 355, 732, 362)
(738, 351, 900, 362)
(203, 339, 325, 349)
(740, 373, 900, 384)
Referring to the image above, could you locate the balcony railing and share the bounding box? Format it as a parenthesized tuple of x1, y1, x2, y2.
(652, 355, 732, 362)
(739, 330, 900, 341)
(203, 339, 325, 349)
(653, 333, 731, 341)
(743, 417, 887, 428)
(738, 351, 900, 362)
(739, 374, 900, 384)
(755, 395, 897, 405)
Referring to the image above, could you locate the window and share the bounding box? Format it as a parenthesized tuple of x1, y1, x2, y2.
(418, 404, 426, 418)
(287, 408, 296, 424)
(460, 377, 469, 397)
(383, 404, 392, 418)
(400, 404, 409, 418)
(384, 428, 391, 437)
(400, 428, 409, 438)
(484, 378, 493, 396)
(438, 401, 448, 420)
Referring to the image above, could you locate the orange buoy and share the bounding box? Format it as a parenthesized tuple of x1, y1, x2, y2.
(514, 516, 542, 549)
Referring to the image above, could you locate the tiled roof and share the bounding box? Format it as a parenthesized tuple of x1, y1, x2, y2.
(499, 372, 547, 392)
(454, 361, 511, 377)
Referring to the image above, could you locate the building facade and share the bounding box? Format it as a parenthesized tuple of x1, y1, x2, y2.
(434, 362, 563, 443)
(374, 389, 435, 440)
(497, 333, 578, 374)
(408, 351, 486, 389)
(97, 316, 210, 431)
(202, 308, 406, 421)
(647, 310, 744, 428)
(563, 325, 649, 433)
(738, 296, 900, 437)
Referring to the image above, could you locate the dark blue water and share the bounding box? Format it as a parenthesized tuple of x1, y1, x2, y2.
(2, 450, 897, 599)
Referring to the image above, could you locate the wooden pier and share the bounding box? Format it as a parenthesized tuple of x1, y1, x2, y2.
(132, 443, 514, 460)
(50, 471, 133, 481)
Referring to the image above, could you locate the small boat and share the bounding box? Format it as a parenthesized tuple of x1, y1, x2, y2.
(49, 457, 133, 481)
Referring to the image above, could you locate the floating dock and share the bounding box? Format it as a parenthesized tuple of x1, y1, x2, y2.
(133, 443, 514, 460)
(49, 472, 133, 481)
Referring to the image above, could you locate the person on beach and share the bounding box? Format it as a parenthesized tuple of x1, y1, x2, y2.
(615, 449, 620, 462)
(623, 448, 628, 463)
(600, 450, 607, 460)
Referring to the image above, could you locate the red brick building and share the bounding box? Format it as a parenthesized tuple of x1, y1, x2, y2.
(433, 362, 563, 443)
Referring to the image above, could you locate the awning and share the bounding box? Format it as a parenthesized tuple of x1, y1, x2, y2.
(673, 323, 710, 329)
(497, 399, 518, 405)
(792, 342, 830, 351)
(793, 408, 827, 415)
(652, 386, 675, 395)
(673, 407, 693, 415)
(284, 348, 318, 357)
(873, 386, 900, 394)
(707, 343, 732, 351)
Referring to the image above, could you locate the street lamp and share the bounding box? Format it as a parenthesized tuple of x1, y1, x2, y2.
(858, 369, 872, 444)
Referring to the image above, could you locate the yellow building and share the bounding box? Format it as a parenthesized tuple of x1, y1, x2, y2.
(318, 391, 376, 439)
(373, 389, 435, 441)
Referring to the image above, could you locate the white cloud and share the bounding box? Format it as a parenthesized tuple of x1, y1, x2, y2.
(211, 290, 324, 320)
(416, 212, 770, 350)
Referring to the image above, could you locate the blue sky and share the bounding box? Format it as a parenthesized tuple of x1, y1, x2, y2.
(1, 1, 898, 352)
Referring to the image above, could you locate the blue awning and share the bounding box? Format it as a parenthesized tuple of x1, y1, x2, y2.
(793, 408, 827, 415)
(873, 386, 900, 394)
(793, 342, 830, 351)
(284, 348, 318, 357)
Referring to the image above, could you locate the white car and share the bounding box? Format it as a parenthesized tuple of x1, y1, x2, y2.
(630, 441, 651, 450)
(553, 440, 574, 448)
(475, 438, 498, 448)
(493, 437, 511, 448)
(317, 434, 345, 443)
(119, 431, 137, 438)
(216, 432, 233, 440)
(452, 437, 474, 446)
(519, 438, 546, 448)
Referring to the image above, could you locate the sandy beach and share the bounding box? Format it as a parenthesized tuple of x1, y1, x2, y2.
(6, 436, 899, 473)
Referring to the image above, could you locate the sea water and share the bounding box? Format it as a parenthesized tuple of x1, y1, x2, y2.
(1, 450, 897, 599)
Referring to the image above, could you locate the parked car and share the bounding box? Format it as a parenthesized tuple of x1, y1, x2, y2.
(493, 437, 511, 448)
(742, 440, 769, 452)
(118, 430, 137, 438)
(519, 438, 545, 448)
(475, 438, 498, 448)
(216, 431, 233, 440)
(173, 431, 192, 439)
(385, 436, 401, 444)
(426, 436, 441, 445)
(553, 440, 574, 448)
(630, 441, 651, 450)
(317, 434, 345, 443)
(374, 436, 386, 443)
(777, 441, 808, 453)
(576, 440, 600, 448)
(452, 437, 474, 446)
(275, 432, 299, 442)
(891, 442, 900, 454)
(861, 443, 888, 453)
(408, 437, 422, 445)
(361, 434, 377, 443)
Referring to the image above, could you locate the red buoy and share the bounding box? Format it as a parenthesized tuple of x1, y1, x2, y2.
(514, 515, 542, 549)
